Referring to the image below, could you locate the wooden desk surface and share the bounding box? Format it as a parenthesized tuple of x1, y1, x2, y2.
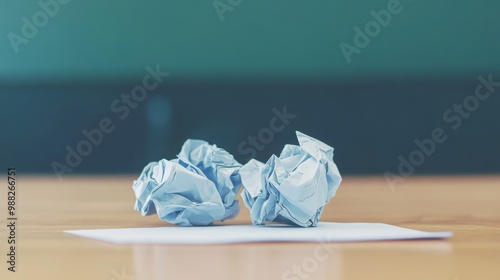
(1, 175, 499, 280)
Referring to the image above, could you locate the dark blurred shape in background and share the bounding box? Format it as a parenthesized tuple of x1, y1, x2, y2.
(1, 1, 499, 176)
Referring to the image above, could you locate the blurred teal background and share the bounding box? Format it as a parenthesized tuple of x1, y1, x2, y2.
(2, 0, 499, 82)
(1, 0, 499, 176)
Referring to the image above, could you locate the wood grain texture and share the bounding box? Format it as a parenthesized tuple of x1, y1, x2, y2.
(1, 175, 499, 280)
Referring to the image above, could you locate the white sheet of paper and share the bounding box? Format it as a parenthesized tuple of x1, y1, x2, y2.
(65, 222, 452, 244)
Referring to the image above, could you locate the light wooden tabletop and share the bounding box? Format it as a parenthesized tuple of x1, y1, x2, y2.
(1, 175, 499, 280)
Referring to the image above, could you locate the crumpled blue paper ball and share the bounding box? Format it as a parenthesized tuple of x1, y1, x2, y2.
(239, 131, 342, 227)
(132, 139, 242, 226)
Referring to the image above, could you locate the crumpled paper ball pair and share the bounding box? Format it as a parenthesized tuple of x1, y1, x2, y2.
(132, 131, 342, 227)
